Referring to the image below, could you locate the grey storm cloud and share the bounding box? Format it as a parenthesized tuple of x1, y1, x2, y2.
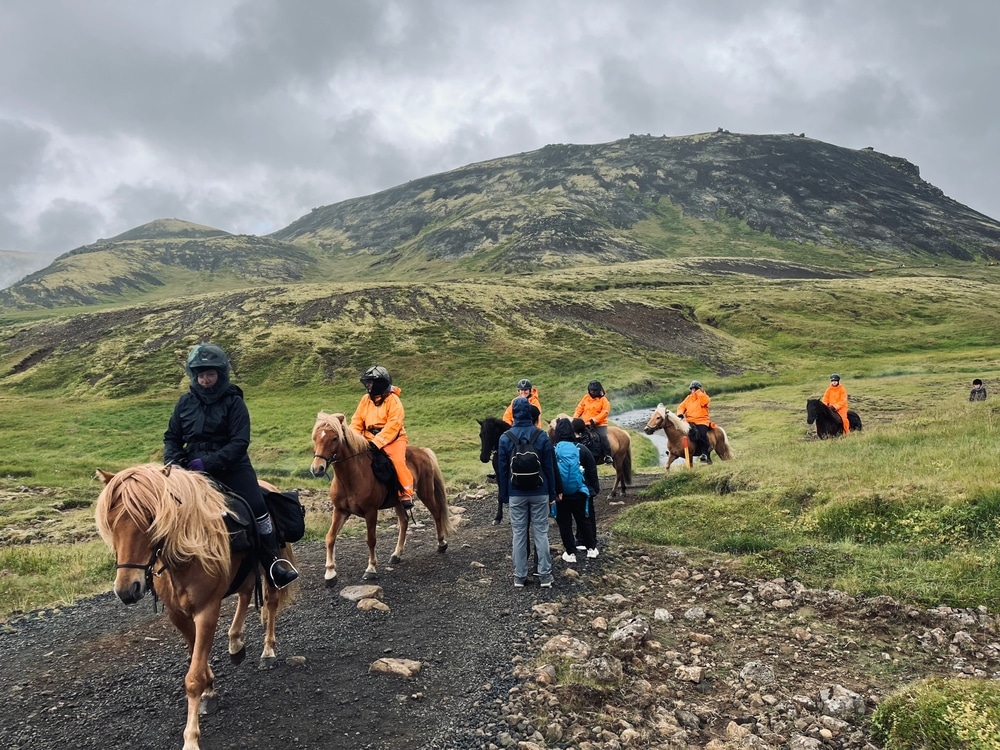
(0, 0, 997, 276)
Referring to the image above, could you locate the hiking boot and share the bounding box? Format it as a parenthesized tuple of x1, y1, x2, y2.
(486, 472, 497, 481)
(513, 577, 526, 588)
(399, 494, 414, 510)
(698, 454, 709, 463)
(268, 559, 299, 589)
(539, 576, 553, 588)
(561, 552, 577, 563)
(587, 548, 600, 559)
(603, 455, 615, 465)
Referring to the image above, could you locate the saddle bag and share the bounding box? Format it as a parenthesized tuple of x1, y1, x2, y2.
(264, 489, 306, 545)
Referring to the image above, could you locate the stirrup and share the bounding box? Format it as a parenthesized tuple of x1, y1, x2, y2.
(268, 559, 299, 589)
(399, 496, 414, 510)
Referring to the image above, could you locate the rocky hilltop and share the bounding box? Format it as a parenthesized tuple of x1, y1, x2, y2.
(4, 132, 1000, 309)
(275, 131, 1000, 267)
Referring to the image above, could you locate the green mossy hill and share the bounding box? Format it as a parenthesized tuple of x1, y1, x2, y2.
(275, 132, 1000, 270)
(0, 220, 320, 310)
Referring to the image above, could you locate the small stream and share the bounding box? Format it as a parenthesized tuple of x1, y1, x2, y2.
(611, 407, 668, 466)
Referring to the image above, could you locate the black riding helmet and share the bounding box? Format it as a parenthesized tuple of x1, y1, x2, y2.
(360, 365, 392, 399)
(185, 343, 230, 382)
(587, 380, 604, 397)
(517, 378, 532, 391)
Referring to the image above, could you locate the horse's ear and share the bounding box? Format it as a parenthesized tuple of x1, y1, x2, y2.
(95, 469, 115, 485)
(335, 413, 347, 425)
(476, 418, 483, 426)
(162, 463, 173, 477)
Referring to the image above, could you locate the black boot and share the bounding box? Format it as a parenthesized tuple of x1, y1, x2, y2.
(256, 514, 299, 589)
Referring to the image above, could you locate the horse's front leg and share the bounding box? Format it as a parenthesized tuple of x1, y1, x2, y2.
(259, 581, 280, 670)
(324, 507, 350, 585)
(227, 588, 250, 665)
(389, 506, 408, 565)
(182, 607, 222, 750)
(362, 511, 379, 580)
(492, 454, 503, 524)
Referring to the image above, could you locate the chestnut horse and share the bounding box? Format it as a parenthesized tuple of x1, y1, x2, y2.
(548, 414, 633, 498)
(95, 463, 296, 750)
(310, 412, 453, 583)
(644, 403, 734, 469)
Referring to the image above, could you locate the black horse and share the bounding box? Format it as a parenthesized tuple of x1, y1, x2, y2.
(806, 398, 863, 439)
(477, 416, 511, 523)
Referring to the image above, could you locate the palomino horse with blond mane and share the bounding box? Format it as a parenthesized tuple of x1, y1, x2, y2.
(94, 463, 296, 750)
(548, 414, 633, 498)
(310, 412, 453, 583)
(644, 403, 734, 468)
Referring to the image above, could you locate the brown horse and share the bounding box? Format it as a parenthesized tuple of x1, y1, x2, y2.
(94, 463, 296, 750)
(644, 403, 734, 469)
(309, 411, 453, 583)
(549, 414, 633, 498)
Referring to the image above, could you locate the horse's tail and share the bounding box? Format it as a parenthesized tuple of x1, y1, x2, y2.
(620, 444, 633, 487)
(425, 448, 454, 537)
(714, 427, 734, 460)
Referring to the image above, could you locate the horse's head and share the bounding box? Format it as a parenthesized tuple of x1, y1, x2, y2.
(644, 404, 667, 434)
(311, 412, 349, 477)
(806, 399, 820, 425)
(476, 417, 509, 464)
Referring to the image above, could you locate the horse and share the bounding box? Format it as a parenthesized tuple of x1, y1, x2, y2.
(309, 411, 453, 583)
(643, 403, 734, 469)
(477, 416, 511, 523)
(549, 414, 633, 498)
(94, 463, 296, 750)
(806, 398, 863, 439)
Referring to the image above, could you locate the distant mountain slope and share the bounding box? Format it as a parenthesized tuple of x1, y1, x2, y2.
(0, 219, 319, 309)
(5, 132, 1000, 311)
(274, 132, 1000, 268)
(0, 249, 42, 291)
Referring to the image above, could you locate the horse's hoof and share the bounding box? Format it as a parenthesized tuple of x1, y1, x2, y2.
(199, 693, 219, 716)
(492, 517, 501, 526)
(324, 574, 338, 588)
(229, 646, 247, 666)
(437, 542, 448, 553)
(362, 571, 379, 581)
(388, 554, 402, 564)
(258, 656, 277, 671)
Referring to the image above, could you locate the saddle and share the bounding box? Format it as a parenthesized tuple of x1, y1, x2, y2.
(221, 492, 262, 599)
(574, 422, 607, 464)
(369, 444, 403, 509)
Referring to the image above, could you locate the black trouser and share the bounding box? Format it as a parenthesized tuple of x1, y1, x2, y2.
(690, 423, 709, 456)
(556, 491, 597, 553)
(209, 463, 267, 517)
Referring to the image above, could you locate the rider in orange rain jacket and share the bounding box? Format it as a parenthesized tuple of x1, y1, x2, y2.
(351, 365, 414, 508)
(677, 380, 712, 461)
(503, 378, 542, 428)
(573, 380, 614, 464)
(822, 373, 850, 434)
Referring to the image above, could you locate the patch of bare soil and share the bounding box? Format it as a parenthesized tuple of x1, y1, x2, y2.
(1, 474, 998, 750)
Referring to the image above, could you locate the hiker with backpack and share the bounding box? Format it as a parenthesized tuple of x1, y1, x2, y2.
(497, 397, 556, 588)
(551, 417, 599, 563)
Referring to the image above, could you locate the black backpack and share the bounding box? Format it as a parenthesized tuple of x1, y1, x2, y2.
(507, 428, 544, 490)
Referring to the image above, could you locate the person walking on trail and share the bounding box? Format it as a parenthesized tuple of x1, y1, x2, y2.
(551, 417, 600, 563)
(497, 397, 556, 588)
(822, 373, 851, 435)
(970, 378, 988, 401)
(164, 343, 299, 589)
(351, 365, 414, 510)
(677, 380, 713, 462)
(572, 380, 615, 465)
(502, 378, 542, 428)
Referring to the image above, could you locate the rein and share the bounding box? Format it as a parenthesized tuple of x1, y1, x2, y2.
(116, 548, 166, 611)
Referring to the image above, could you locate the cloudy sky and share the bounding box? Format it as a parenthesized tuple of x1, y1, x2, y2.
(1, 0, 997, 275)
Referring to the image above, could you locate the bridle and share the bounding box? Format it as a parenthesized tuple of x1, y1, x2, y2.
(115, 547, 167, 610)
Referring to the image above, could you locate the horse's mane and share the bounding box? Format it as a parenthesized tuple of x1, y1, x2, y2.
(314, 411, 369, 454)
(655, 403, 690, 434)
(95, 463, 231, 578)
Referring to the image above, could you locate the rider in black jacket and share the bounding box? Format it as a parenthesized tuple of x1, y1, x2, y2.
(164, 343, 298, 588)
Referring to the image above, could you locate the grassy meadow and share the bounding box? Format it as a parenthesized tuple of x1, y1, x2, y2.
(2, 255, 1000, 623)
